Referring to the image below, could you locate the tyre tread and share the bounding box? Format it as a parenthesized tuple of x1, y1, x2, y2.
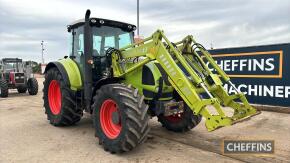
(92, 83, 150, 153)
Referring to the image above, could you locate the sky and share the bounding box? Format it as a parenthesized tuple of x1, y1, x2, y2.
(0, 0, 289, 63)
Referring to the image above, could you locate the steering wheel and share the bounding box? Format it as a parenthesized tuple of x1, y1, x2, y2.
(100, 46, 111, 55)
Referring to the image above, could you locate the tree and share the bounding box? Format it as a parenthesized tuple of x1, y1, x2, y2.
(27, 61, 41, 74)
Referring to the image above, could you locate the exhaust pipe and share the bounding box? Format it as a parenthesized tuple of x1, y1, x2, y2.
(83, 9, 93, 111)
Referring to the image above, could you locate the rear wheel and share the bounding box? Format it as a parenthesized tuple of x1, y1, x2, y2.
(157, 104, 202, 132)
(43, 68, 82, 126)
(27, 78, 38, 95)
(17, 85, 27, 93)
(92, 84, 150, 153)
(0, 80, 8, 98)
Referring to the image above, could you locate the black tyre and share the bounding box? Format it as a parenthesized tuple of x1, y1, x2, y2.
(92, 84, 150, 153)
(27, 78, 38, 95)
(157, 104, 202, 132)
(0, 80, 9, 98)
(17, 85, 27, 93)
(43, 68, 82, 126)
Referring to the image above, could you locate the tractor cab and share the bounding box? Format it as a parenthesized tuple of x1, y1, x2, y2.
(67, 18, 136, 82)
(1, 58, 24, 73)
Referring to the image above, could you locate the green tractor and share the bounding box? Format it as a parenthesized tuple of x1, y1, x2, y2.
(43, 10, 259, 153)
(0, 58, 38, 97)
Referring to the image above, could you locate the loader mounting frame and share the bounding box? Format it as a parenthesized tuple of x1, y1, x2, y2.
(111, 30, 259, 131)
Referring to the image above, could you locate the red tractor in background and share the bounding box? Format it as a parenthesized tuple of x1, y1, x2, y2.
(0, 58, 38, 97)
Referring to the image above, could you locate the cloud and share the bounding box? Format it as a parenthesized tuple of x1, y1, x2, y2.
(0, 0, 289, 62)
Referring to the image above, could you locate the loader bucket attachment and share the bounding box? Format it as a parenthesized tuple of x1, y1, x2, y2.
(200, 95, 261, 131)
(173, 35, 260, 131)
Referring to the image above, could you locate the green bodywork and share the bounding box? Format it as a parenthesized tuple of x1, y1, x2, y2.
(122, 61, 173, 101)
(58, 58, 82, 91)
(57, 58, 172, 100)
(111, 30, 258, 131)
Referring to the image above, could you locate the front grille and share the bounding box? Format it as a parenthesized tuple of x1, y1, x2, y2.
(14, 73, 25, 83)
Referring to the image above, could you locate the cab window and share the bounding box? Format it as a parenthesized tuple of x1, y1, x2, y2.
(72, 27, 84, 63)
(119, 33, 131, 48)
(93, 36, 101, 55)
(105, 36, 115, 48)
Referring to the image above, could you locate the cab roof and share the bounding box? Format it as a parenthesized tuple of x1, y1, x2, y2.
(2, 58, 22, 63)
(67, 17, 136, 32)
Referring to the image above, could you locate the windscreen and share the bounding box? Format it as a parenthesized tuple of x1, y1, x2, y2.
(3, 61, 23, 72)
(92, 26, 133, 56)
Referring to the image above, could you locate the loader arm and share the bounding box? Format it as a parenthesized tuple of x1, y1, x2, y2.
(111, 30, 259, 131)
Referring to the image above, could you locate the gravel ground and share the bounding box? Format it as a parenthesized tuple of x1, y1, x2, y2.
(0, 78, 289, 163)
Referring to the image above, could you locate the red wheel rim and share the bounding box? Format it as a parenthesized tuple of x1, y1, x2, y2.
(48, 80, 62, 115)
(164, 114, 183, 123)
(100, 99, 121, 139)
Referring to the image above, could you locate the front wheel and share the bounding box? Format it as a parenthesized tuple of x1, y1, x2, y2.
(27, 78, 38, 95)
(157, 104, 202, 132)
(92, 84, 150, 153)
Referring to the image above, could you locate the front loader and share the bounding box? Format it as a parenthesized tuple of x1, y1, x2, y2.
(43, 10, 259, 153)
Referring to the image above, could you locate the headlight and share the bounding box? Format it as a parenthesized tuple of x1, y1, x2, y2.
(91, 19, 97, 23)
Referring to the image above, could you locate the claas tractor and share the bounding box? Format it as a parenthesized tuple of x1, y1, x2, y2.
(0, 58, 38, 97)
(43, 10, 259, 153)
